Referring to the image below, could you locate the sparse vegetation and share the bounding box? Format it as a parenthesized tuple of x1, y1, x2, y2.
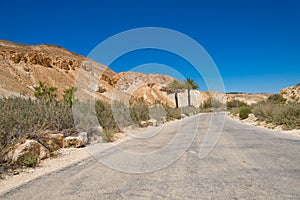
(0, 97, 75, 172)
(17, 152, 39, 168)
(34, 81, 57, 103)
(200, 96, 226, 112)
(0, 81, 204, 172)
(130, 98, 150, 124)
(251, 101, 300, 130)
(267, 94, 286, 104)
(238, 106, 251, 120)
(62, 86, 77, 107)
(226, 93, 300, 130)
(103, 129, 115, 142)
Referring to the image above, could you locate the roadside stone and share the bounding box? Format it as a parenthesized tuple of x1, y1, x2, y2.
(147, 119, 158, 127)
(13, 170, 19, 175)
(5, 140, 50, 164)
(242, 113, 257, 124)
(39, 133, 64, 152)
(63, 132, 88, 148)
(181, 114, 187, 119)
(140, 121, 148, 127)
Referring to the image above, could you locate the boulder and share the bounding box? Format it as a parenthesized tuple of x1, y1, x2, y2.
(39, 133, 64, 152)
(5, 140, 50, 164)
(63, 132, 88, 148)
(140, 121, 148, 127)
(147, 119, 158, 127)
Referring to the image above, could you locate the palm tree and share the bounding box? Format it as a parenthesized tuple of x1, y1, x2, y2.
(185, 78, 199, 107)
(167, 80, 186, 108)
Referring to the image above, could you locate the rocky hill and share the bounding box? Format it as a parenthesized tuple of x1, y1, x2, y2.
(0, 40, 208, 107)
(226, 93, 271, 105)
(280, 83, 300, 103)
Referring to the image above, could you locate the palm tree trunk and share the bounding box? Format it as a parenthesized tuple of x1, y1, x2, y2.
(175, 92, 179, 108)
(187, 89, 191, 107)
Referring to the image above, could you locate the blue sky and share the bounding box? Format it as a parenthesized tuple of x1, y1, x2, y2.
(1, 0, 299, 93)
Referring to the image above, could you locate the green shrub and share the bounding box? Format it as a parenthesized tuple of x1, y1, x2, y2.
(239, 106, 251, 120)
(162, 104, 181, 120)
(62, 86, 77, 107)
(0, 97, 75, 172)
(34, 81, 57, 103)
(130, 99, 150, 124)
(16, 152, 39, 168)
(267, 94, 286, 104)
(251, 101, 300, 130)
(95, 100, 120, 132)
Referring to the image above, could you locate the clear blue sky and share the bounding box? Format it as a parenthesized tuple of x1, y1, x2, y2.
(1, 0, 299, 93)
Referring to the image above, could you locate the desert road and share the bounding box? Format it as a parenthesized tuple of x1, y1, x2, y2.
(1, 113, 300, 199)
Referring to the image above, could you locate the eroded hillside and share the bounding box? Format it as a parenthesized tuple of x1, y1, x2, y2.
(0, 40, 208, 107)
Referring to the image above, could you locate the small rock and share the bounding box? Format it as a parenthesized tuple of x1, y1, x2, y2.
(181, 114, 187, 119)
(13, 170, 19, 175)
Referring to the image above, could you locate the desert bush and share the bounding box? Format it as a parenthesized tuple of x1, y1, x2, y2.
(0, 97, 75, 172)
(267, 94, 286, 104)
(34, 81, 57, 103)
(162, 104, 181, 120)
(251, 101, 300, 130)
(238, 106, 251, 120)
(130, 99, 150, 124)
(95, 100, 120, 132)
(17, 152, 39, 168)
(62, 86, 77, 107)
(200, 97, 226, 112)
(251, 102, 274, 123)
(149, 104, 167, 122)
(227, 99, 247, 109)
(103, 129, 115, 142)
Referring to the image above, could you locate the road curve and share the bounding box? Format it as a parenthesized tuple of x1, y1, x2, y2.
(1, 113, 300, 200)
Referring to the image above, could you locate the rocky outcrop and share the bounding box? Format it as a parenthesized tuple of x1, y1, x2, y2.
(5, 140, 50, 164)
(0, 40, 209, 107)
(280, 83, 300, 103)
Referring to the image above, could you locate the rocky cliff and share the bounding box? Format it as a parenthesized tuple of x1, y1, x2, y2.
(280, 83, 300, 103)
(0, 40, 208, 107)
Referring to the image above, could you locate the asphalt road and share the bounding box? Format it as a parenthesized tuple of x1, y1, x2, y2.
(1, 113, 300, 200)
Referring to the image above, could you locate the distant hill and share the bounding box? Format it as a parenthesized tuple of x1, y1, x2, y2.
(226, 93, 271, 105)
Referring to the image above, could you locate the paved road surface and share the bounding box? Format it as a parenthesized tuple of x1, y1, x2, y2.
(1, 113, 300, 199)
